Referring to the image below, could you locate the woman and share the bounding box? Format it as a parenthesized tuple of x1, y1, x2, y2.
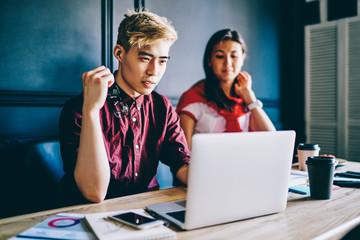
(176, 29, 275, 148)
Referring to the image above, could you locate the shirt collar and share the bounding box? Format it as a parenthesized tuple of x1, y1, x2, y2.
(110, 71, 144, 108)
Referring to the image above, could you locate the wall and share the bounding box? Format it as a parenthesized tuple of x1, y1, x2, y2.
(0, 0, 133, 218)
(0, 0, 305, 145)
(279, 0, 306, 148)
(147, 0, 283, 129)
(0, 0, 101, 144)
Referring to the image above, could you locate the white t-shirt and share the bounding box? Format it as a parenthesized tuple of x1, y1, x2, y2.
(181, 102, 251, 134)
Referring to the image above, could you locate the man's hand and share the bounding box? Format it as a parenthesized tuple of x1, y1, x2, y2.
(82, 66, 114, 114)
(75, 66, 114, 203)
(176, 164, 189, 185)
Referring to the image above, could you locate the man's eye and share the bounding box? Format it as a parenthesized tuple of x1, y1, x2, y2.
(232, 55, 238, 58)
(160, 59, 168, 64)
(215, 55, 224, 59)
(140, 57, 150, 62)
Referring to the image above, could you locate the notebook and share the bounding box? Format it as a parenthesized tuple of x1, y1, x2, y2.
(10, 213, 96, 240)
(84, 209, 176, 240)
(146, 130, 296, 230)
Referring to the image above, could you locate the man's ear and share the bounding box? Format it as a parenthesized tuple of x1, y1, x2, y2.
(114, 44, 124, 62)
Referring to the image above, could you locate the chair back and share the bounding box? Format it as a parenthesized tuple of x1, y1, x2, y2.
(24, 140, 64, 211)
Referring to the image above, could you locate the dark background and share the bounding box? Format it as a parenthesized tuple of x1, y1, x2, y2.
(0, 0, 306, 218)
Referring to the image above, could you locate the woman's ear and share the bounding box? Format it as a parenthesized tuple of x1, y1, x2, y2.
(113, 44, 124, 62)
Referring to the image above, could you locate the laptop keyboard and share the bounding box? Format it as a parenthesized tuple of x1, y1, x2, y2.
(166, 210, 186, 223)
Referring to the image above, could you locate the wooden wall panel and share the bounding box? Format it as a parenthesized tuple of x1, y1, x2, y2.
(0, 0, 101, 92)
(0, 0, 102, 145)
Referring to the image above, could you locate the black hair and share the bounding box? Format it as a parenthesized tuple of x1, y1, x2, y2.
(203, 29, 247, 111)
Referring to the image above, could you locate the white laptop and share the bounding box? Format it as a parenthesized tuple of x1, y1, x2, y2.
(145, 130, 296, 230)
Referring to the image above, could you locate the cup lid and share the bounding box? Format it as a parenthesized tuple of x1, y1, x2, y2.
(297, 143, 320, 150)
(306, 156, 336, 165)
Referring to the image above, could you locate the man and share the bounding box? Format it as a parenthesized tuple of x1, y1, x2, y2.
(59, 10, 189, 204)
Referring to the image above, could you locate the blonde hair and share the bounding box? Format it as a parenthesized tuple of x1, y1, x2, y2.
(117, 10, 178, 52)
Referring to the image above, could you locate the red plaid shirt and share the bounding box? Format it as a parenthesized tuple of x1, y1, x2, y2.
(59, 83, 190, 202)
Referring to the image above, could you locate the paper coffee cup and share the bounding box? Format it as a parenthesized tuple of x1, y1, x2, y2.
(306, 156, 336, 199)
(297, 143, 320, 171)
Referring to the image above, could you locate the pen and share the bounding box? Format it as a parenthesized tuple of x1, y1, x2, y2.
(333, 181, 360, 187)
(289, 189, 308, 195)
(289, 187, 309, 195)
(335, 172, 360, 179)
(345, 171, 360, 175)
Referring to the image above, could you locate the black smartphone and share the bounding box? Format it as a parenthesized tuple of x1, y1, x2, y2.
(109, 212, 164, 230)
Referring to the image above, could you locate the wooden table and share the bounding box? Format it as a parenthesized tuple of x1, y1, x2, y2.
(1, 161, 360, 240)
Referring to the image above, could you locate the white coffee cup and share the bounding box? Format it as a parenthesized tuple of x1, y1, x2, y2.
(297, 143, 320, 171)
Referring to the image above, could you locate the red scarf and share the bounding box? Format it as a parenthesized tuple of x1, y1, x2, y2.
(176, 80, 248, 132)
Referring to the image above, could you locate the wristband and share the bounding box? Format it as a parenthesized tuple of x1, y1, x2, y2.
(247, 99, 263, 111)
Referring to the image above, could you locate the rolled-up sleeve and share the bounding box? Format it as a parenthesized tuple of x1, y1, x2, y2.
(58, 95, 88, 204)
(160, 98, 190, 176)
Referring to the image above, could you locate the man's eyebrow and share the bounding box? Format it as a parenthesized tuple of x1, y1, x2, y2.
(138, 51, 170, 59)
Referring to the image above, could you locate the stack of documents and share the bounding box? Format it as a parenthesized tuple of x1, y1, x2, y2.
(289, 170, 308, 187)
(85, 209, 176, 240)
(11, 209, 176, 240)
(10, 213, 96, 240)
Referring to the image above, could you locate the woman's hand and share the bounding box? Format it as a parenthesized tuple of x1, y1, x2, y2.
(235, 71, 276, 131)
(234, 71, 256, 105)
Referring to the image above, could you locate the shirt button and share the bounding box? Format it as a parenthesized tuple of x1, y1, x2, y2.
(135, 144, 139, 149)
(135, 172, 138, 177)
(132, 117, 137, 122)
